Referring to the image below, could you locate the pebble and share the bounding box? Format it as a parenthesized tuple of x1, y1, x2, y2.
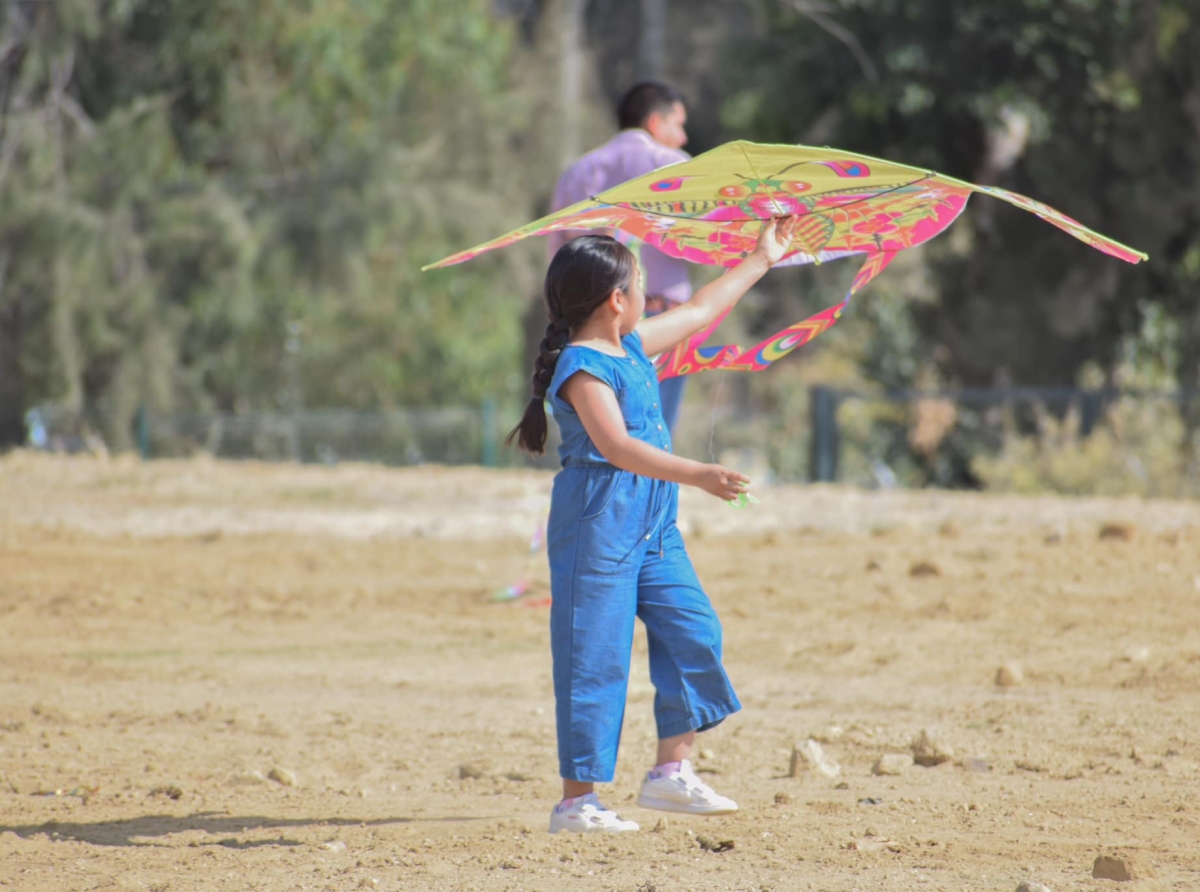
(267, 767, 297, 787)
(960, 756, 991, 773)
(995, 662, 1024, 687)
(790, 739, 841, 778)
(1092, 854, 1158, 881)
(872, 753, 913, 776)
(456, 763, 487, 780)
(1122, 646, 1151, 664)
(696, 835, 735, 853)
(814, 725, 844, 744)
(911, 727, 955, 767)
(320, 840, 347, 852)
(774, 792, 792, 805)
(1098, 522, 1135, 541)
(1015, 883, 1054, 892)
(909, 560, 941, 578)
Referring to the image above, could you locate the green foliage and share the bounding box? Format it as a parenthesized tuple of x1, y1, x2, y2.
(725, 0, 1200, 393)
(971, 398, 1199, 497)
(0, 0, 547, 448)
(2, 0, 1198, 493)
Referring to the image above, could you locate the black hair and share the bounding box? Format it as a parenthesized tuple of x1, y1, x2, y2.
(507, 236, 637, 455)
(617, 81, 684, 131)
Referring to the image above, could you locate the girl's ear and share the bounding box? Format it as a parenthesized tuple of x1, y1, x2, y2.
(607, 287, 625, 314)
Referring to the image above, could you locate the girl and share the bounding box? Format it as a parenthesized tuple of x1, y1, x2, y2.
(509, 217, 799, 833)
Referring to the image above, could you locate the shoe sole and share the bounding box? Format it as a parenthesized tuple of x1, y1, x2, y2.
(636, 794, 738, 815)
(549, 825, 640, 833)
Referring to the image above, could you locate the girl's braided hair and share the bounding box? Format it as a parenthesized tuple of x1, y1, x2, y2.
(507, 235, 636, 454)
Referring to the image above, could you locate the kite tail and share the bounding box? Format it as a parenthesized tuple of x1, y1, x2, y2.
(655, 251, 897, 380)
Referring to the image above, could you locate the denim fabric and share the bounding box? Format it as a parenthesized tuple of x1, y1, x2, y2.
(546, 331, 740, 783)
(656, 372, 686, 434)
(548, 332, 672, 465)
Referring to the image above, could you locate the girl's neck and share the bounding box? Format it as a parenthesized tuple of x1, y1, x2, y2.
(570, 318, 626, 356)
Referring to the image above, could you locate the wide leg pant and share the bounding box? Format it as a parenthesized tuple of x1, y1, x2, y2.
(548, 467, 741, 783)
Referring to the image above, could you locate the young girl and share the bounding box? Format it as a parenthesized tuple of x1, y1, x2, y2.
(509, 217, 799, 833)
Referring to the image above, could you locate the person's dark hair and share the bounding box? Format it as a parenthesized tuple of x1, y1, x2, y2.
(507, 236, 636, 455)
(617, 81, 684, 131)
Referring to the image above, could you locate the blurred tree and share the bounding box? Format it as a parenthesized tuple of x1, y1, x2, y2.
(724, 0, 1200, 393)
(0, 0, 551, 449)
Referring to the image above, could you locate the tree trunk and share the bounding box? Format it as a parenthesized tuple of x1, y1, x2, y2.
(638, 0, 667, 81)
(557, 0, 585, 170)
(0, 249, 28, 449)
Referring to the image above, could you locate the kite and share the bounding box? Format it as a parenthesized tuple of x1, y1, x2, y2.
(424, 141, 1147, 380)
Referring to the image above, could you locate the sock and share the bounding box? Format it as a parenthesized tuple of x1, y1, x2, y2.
(650, 760, 683, 779)
(558, 793, 593, 808)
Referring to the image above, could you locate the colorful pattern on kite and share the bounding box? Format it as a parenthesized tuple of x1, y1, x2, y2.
(654, 252, 897, 380)
(424, 141, 1148, 378)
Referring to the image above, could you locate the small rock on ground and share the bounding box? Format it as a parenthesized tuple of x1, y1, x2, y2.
(872, 753, 913, 776)
(1092, 854, 1158, 881)
(909, 560, 941, 578)
(995, 662, 1024, 687)
(1015, 882, 1054, 892)
(912, 727, 955, 766)
(959, 756, 991, 773)
(790, 738, 841, 778)
(1099, 522, 1135, 541)
(267, 767, 297, 787)
(696, 835, 735, 853)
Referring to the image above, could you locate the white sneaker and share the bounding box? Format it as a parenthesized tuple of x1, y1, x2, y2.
(548, 793, 640, 834)
(637, 760, 738, 815)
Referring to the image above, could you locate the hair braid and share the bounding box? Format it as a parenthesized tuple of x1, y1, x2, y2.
(532, 318, 571, 399)
(506, 236, 636, 455)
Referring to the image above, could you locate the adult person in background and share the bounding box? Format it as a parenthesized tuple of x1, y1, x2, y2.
(547, 81, 693, 433)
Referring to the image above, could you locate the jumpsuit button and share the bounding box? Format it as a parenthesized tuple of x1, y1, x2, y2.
(653, 403, 658, 408)
(644, 534, 651, 540)
(657, 424, 663, 430)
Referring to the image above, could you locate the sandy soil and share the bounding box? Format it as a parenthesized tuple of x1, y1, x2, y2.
(2, 452, 1199, 891)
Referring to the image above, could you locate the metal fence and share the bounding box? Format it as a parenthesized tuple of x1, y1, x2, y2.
(808, 385, 1200, 494)
(24, 386, 1200, 495)
(28, 403, 520, 468)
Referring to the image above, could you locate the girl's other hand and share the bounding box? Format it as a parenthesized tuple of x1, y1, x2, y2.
(695, 464, 751, 501)
(751, 216, 800, 267)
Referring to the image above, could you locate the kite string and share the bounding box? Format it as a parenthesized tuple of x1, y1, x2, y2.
(708, 368, 729, 464)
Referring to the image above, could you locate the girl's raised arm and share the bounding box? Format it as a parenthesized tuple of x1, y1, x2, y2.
(637, 216, 798, 359)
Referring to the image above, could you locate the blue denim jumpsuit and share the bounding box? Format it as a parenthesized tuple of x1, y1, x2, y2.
(546, 331, 741, 783)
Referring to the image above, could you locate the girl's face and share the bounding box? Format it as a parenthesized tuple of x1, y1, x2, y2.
(616, 259, 645, 335)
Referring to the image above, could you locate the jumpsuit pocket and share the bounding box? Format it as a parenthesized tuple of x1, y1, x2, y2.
(580, 469, 623, 520)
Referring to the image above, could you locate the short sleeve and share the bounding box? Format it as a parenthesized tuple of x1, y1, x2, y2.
(547, 347, 620, 408)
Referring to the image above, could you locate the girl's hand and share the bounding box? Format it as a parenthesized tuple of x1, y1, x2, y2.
(694, 464, 751, 502)
(751, 216, 800, 267)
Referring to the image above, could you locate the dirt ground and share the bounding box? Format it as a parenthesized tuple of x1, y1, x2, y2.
(2, 452, 1200, 891)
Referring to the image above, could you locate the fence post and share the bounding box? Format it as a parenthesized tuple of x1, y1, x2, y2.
(1080, 390, 1103, 437)
(481, 398, 497, 468)
(136, 406, 150, 459)
(810, 385, 840, 483)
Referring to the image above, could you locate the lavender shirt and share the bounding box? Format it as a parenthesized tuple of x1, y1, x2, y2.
(548, 129, 692, 305)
